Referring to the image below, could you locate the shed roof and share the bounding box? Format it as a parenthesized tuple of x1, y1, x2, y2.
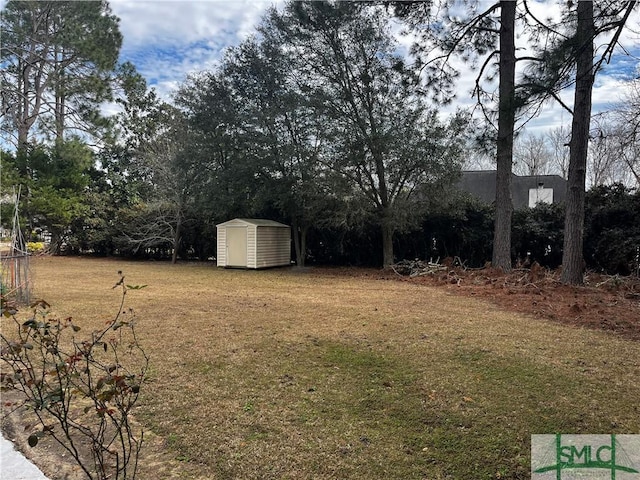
(216, 218, 290, 228)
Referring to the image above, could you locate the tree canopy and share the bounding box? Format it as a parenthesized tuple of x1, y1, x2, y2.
(1, 0, 638, 274)
(1, 0, 123, 148)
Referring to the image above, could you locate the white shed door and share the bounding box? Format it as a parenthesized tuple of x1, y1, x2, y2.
(226, 226, 247, 267)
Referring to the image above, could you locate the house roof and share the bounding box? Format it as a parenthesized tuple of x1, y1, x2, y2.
(458, 171, 497, 205)
(216, 218, 290, 228)
(457, 170, 567, 209)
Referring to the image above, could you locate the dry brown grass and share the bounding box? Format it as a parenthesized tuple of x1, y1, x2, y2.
(4, 256, 640, 479)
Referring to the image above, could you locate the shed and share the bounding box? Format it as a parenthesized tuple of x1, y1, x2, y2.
(216, 219, 291, 269)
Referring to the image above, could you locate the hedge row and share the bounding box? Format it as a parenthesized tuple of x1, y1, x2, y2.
(304, 184, 639, 275)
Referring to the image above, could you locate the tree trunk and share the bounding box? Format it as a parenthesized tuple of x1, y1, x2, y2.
(49, 229, 63, 256)
(171, 213, 182, 264)
(55, 77, 65, 142)
(381, 213, 394, 268)
(561, 1, 594, 285)
(18, 57, 33, 150)
(17, 57, 28, 150)
(300, 225, 308, 267)
(17, 10, 47, 150)
(55, 44, 65, 142)
(492, 0, 516, 272)
(292, 219, 308, 267)
(292, 218, 302, 267)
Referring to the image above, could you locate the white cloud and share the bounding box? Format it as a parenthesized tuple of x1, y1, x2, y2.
(3, 0, 638, 133)
(110, 0, 274, 47)
(109, 0, 281, 99)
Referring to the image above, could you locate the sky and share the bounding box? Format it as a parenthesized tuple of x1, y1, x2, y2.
(2, 0, 639, 138)
(109, 0, 277, 97)
(105, 0, 640, 136)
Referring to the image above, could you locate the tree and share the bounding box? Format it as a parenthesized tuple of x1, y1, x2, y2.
(587, 116, 620, 186)
(29, 139, 94, 252)
(117, 108, 204, 263)
(1, 139, 95, 252)
(582, 110, 640, 188)
(560, 0, 595, 285)
(1, 0, 122, 149)
(519, 0, 637, 284)
(546, 126, 571, 179)
(513, 133, 552, 176)
(395, 1, 639, 275)
(600, 81, 640, 187)
(392, 0, 521, 271)
(268, 1, 466, 267)
(176, 42, 350, 265)
(175, 72, 260, 236)
(492, 0, 517, 271)
(220, 35, 337, 267)
(58, 66, 171, 257)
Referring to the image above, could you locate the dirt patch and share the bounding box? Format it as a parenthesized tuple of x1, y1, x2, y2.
(316, 262, 640, 342)
(1, 389, 86, 480)
(1, 387, 195, 480)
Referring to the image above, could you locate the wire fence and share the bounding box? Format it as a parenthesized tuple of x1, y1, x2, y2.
(1, 186, 32, 304)
(0, 251, 32, 304)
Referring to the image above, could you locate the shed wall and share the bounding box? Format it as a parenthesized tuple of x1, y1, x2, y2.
(246, 224, 257, 268)
(253, 226, 291, 268)
(216, 226, 226, 267)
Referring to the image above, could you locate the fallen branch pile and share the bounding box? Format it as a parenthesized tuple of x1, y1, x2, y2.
(391, 259, 640, 299)
(391, 258, 469, 286)
(391, 259, 447, 277)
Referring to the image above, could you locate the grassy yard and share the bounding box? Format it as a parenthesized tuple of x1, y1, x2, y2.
(13, 257, 640, 479)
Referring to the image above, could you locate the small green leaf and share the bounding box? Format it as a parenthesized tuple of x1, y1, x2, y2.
(72, 325, 81, 332)
(28, 434, 38, 447)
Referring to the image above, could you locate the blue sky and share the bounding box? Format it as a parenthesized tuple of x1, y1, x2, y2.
(106, 0, 639, 136)
(110, 0, 279, 98)
(2, 0, 639, 136)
